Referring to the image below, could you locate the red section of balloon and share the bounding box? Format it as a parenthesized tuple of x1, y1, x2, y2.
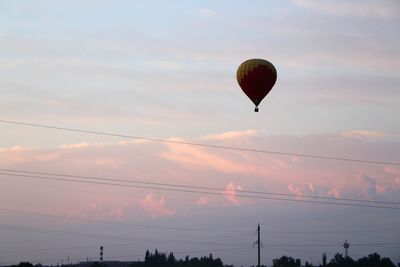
(236, 59, 277, 111)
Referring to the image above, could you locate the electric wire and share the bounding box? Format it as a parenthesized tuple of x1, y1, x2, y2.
(0, 209, 400, 253)
(1, 119, 399, 166)
(0, 208, 249, 234)
(2, 208, 398, 240)
(262, 242, 400, 247)
(0, 222, 254, 265)
(1, 172, 400, 210)
(0, 239, 252, 254)
(0, 223, 250, 247)
(2, 168, 400, 206)
(261, 228, 400, 234)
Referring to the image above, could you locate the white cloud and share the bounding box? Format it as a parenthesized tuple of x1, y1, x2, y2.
(200, 9, 217, 17)
(144, 60, 184, 71)
(0, 59, 22, 69)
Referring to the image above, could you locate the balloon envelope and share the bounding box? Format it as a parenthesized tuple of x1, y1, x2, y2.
(236, 58, 277, 112)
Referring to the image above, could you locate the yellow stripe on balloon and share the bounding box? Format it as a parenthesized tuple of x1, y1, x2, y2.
(236, 59, 273, 84)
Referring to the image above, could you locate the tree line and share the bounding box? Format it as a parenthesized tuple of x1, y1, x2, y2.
(270, 253, 397, 267)
(5, 250, 398, 267)
(136, 250, 397, 267)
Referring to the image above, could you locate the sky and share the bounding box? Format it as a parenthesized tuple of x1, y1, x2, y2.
(0, 0, 400, 266)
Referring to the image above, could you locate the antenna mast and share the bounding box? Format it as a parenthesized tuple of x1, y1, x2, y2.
(343, 239, 350, 258)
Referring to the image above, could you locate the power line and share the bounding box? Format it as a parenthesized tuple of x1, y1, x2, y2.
(3, 207, 398, 241)
(0, 238, 252, 255)
(1, 119, 399, 166)
(0, 207, 249, 234)
(262, 242, 400, 247)
(2, 168, 399, 206)
(261, 228, 400, 234)
(1, 172, 399, 210)
(0, 223, 250, 247)
(2, 207, 398, 244)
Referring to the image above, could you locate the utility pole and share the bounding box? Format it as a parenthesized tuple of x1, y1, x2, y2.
(253, 223, 262, 267)
(258, 224, 260, 267)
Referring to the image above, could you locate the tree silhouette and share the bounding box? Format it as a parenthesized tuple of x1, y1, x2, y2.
(357, 253, 395, 267)
(320, 252, 396, 267)
(326, 253, 354, 267)
(139, 250, 223, 267)
(322, 253, 327, 267)
(14, 263, 33, 267)
(167, 252, 176, 265)
(272, 256, 301, 267)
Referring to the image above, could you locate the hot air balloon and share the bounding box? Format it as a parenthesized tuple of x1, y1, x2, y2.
(236, 58, 277, 112)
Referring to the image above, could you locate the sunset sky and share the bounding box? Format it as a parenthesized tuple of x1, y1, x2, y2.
(1, 1, 400, 266)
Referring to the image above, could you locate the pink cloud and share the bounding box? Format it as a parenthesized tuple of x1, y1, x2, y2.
(203, 129, 260, 141)
(60, 142, 92, 149)
(1, 130, 399, 218)
(196, 196, 209, 205)
(384, 166, 400, 175)
(326, 188, 341, 198)
(288, 182, 327, 198)
(223, 182, 242, 205)
(287, 173, 400, 202)
(78, 202, 126, 221)
(160, 139, 268, 175)
(140, 193, 175, 217)
(320, 174, 400, 201)
(288, 184, 303, 197)
(341, 130, 386, 140)
(0, 146, 37, 152)
(0, 146, 63, 165)
(375, 184, 387, 193)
